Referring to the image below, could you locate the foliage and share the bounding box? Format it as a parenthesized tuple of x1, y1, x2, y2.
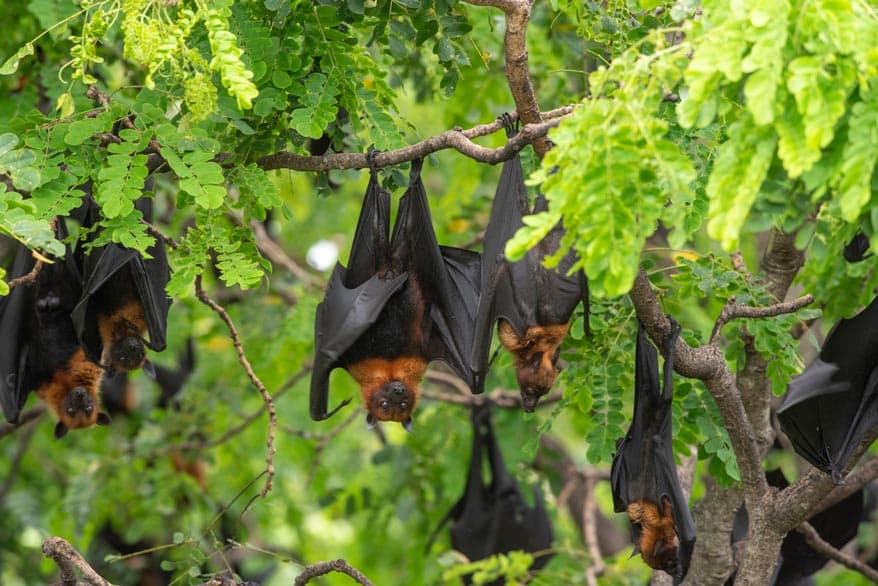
(0, 0, 877, 584)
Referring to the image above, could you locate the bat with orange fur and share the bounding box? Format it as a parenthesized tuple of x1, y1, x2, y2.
(469, 119, 588, 411)
(611, 321, 695, 581)
(71, 196, 170, 377)
(0, 224, 110, 438)
(310, 158, 481, 430)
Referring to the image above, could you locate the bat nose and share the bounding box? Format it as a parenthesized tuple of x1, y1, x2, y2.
(386, 381, 407, 398)
(72, 387, 87, 401)
(521, 393, 539, 412)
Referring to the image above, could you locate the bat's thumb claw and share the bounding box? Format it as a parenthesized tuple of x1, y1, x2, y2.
(366, 413, 377, 431)
(143, 360, 157, 379)
(402, 418, 413, 432)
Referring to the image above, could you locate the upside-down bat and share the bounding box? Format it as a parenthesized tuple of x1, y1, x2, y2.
(310, 158, 481, 430)
(430, 403, 553, 584)
(611, 321, 695, 580)
(469, 123, 588, 411)
(777, 294, 878, 482)
(71, 197, 171, 377)
(0, 225, 110, 438)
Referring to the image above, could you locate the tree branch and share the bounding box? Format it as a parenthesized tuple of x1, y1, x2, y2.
(258, 113, 571, 172)
(0, 405, 45, 438)
(294, 559, 375, 586)
(43, 537, 113, 586)
(462, 0, 551, 157)
(796, 521, 878, 582)
(194, 275, 276, 498)
(7, 256, 44, 289)
(709, 294, 814, 344)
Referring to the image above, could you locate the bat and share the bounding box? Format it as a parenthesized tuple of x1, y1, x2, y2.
(843, 231, 870, 263)
(430, 403, 553, 583)
(310, 158, 481, 429)
(611, 321, 695, 580)
(0, 223, 110, 438)
(730, 469, 864, 585)
(469, 125, 588, 411)
(777, 294, 878, 482)
(71, 196, 171, 377)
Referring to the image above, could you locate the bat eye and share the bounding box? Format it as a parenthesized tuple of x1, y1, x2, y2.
(400, 401, 408, 409)
(380, 400, 390, 410)
(66, 407, 75, 416)
(85, 405, 93, 415)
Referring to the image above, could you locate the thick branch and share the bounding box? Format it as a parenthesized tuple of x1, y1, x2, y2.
(294, 559, 375, 586)
(463, 0, 550, 157)
(796, 521, 878, 582)
(43, 537, 113, 586)
(7, 257, 44, 289)
(0, 405, 46, 438)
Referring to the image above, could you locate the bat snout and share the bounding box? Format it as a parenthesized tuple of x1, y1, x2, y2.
(112, 336, 147, 371)
(520, 389, 545, 412)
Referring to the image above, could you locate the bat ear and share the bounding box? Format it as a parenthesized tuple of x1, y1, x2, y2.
(142, 360, 157, 379)
(366, 413, 377, 431)
(54, 422, 69, 440)
(97, 412, 111, 426)
(401, 417, 413, 433)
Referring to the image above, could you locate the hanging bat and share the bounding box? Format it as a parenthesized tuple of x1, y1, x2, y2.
(310, 158, 481, 430)
(0, 224, 110, 438)
(469, 125, 588, 411)
(428, 403, 554, 583)
(71, 197, 171, 377)
(777, 293, 878, 482)
(611, 321, 695, 580)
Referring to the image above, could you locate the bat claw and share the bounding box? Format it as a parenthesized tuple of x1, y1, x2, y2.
(402, 417, 413, 432)
(142, 360, 156, 379)
(366, 413, 377, 431)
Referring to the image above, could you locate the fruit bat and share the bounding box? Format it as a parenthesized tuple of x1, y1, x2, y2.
(310, 158, 481, 429)
(71, 196, 171, 377)
(728, 469, 863, 585)
(611, 321, 695, 580)
(431, 403, 553, 584)
(777, 294, 878, 482)
(0, 223, 110, 438)
(469, 128, 588, 411)
(843, 231, 870, 263)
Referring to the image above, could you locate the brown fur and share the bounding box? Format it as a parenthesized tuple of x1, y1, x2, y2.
(171, 452, 208, 492)
(498, 321, 570, 408)
(627, 497, 680, 574)
(36, 348, 107, 431)
(97, 298, 148, 371)
(346, 356, 428, 422)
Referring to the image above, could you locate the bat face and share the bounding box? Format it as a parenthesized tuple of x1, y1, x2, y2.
(98, 298, 149, 373)
(627, 497, 682, 577)
(36, 348, 110, 438)
(498, 321, 569, 411)
(346, 357, 427, 429)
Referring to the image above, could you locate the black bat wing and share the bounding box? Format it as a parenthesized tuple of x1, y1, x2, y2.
(393, 160, 480, 388)
(469, 155, 587, 393)
(777, 294, 878, 481)
(469, 147, 529, 392)
(611, 323, 695, 576)
(1, 220, 81, 423)
(0, 246, 37, 423)
(71, 244, 140, 364)
(309, 168, 408, 420)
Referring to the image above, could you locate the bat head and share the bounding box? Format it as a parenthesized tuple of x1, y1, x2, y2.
(365, 380, 417, 429)
(653, 536, 681, 577)
(109, 335, 147, 372)
(499, 322, 569, 412)
(54, 386, 112, 439)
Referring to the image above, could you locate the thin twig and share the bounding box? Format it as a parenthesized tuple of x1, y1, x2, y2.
(294, 559, 375, 586)
(195, 275, 276, 498)
(0, 405, 46, 438)
(421, 386, 564, 409)
(796, 521, 878, 582)
(258, 110, 574, 171)
(7, 257, 44, 289)
(583, 473, 605, 586)
(709, 294, 815, 344)
(250, 219, 321, 287)
(42, 537, 114, 586)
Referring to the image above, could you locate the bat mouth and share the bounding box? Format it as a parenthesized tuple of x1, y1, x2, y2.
(520, 387, 548, 412)
(112, 336, 147, 371)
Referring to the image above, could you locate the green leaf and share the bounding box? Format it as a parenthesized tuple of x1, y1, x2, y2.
(0, 43, 34, 75)
(706, 116, 777, 250)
